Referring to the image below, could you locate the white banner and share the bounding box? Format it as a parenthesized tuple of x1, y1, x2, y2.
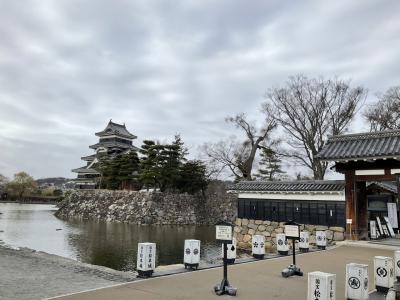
(387, 203, 398, 229)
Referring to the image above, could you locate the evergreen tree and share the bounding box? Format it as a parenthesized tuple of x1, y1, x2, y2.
(177, 160, 208, 194)
(256, 147, 285, 181)
(139, 140, 162, 190)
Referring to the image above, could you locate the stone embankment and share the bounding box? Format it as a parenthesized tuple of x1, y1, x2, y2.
(56, 184, 237, 225)
(233, 218, 345, 251)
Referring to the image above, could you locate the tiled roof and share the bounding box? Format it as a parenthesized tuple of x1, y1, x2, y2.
(231, 180, 345, 193)
(316, 130, 400, 161)
(367, 181, 398, 194)
(89, 141, 135, 150)
(95, 120, 136, 139)
(71, 167, 100, 174)
(81, 154, 96, 161)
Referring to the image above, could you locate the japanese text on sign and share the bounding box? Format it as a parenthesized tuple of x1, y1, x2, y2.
(216, 225, 232, 241)
(285, 225, 300, 238)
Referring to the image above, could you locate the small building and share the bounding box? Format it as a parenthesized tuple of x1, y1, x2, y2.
(72, 120, 138, 189)
(231, 180, 346, 227)
(316, 130, 400, 240)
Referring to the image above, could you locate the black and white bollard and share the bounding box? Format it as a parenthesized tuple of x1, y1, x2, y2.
(374, 256, 394, 293)
(252, 235, 265, 259)
(345, 263, 368, 300)
(316, 231, 327, 250)
(394, 250, 400, 282)
(299, 231, 310, 253)
(276, 233, 289, 255)
(137, 242, 156, 278)
(184, 239, 200, 270)
(222, 237, 236, 264)
(307, 271, 336, 300)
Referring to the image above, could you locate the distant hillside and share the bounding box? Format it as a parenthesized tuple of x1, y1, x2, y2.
(36, 177, 72, 187)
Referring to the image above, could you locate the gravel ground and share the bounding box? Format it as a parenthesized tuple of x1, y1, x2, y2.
(0, 245, 137, 300)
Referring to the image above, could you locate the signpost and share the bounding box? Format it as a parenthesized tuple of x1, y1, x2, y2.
(214, 221, 237, 296)
(282, 220, 303, 278)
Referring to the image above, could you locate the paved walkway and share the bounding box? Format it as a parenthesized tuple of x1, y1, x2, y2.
(52, 245, 394, 300)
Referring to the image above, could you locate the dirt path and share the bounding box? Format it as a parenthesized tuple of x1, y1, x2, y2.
(0, 245, 136, 300)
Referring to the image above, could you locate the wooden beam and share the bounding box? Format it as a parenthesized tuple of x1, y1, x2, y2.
(345, 170, 357, 240)
(355, 174, 396, 181)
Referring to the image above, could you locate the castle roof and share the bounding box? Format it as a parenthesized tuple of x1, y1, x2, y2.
(95, 120, 136, 139)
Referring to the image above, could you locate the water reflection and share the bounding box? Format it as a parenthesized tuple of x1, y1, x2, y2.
(0, 203, 220, 271)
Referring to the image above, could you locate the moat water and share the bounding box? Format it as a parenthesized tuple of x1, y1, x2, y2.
(0, 203, 220, 271)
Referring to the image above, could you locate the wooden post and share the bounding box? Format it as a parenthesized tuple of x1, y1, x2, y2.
(345, 170, 357, 240)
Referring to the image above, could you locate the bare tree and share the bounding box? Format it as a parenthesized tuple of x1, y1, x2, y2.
(263, 75, 367, 179)
(364, 86, 400, 131)
(202, 113, 277, 181)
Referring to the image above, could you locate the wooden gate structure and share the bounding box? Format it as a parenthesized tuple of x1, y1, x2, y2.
(317, 130, 400, 240)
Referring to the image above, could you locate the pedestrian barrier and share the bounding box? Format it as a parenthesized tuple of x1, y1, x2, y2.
(222, 237, 236, 264)
(276, 233, 289, 255)
(374, 256, 394, 293)
(307, 271, 336, 300)
(299, 231, 309, 253)
(316, 231, 327, 250)
(137, 242, 156, 278)
(184, 239, 200, 270)
(345, 263, 368, 300)
(252, 235, 265, 259)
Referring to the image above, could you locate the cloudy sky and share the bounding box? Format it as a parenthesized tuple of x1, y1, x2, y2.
(1, 0, 400, 179)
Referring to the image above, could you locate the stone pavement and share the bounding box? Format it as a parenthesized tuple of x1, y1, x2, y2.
(52, 246, 395, 300)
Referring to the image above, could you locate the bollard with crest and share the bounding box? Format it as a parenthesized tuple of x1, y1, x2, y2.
(345, 263, 368, 300)
(184, 239, 200, 270)
(316, 231, 327, 250)
(299, 231, 309, 253)
(276, 233, 289, 255)
(252, 235, 265, 259)
(374, 256, 394, 293)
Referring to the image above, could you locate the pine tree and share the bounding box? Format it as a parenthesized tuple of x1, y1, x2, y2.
(256, 147, 285, 181)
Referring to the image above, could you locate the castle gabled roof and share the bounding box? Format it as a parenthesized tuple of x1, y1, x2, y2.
(95, 120, 136, 139)
(316, 130, 400, 162)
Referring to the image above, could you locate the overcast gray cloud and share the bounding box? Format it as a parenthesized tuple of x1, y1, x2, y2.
(1, 0, 400, 179)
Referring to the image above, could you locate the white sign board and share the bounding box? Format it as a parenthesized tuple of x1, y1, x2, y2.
(345, 263, 368, 300)
(370, 220, 377, 239)
(307, 271, 336, 300)
(384, 217, 396, 237)
(374, 256, 394, 290)
(347, 219, 353, 224)
(376, 217, 384, 236)
(285, 224, 300, 239)
(387, 203, 398, 229)
(216, 225, 232, 241)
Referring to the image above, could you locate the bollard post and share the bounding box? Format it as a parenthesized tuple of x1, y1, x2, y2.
(184, 239, 200, 270)
(276, 233, 289, 255)
(299, 231, 309, 253)
(394, 250, 400, 282)
(223, 237, 236, 264)
(374, 256, 394, 293)
(345, 263, 368, 300)
(252, 235, 265, 259)
(137, 242, 156, 278)
(307, 271, 336, 300)
(316, 231, 327, 250)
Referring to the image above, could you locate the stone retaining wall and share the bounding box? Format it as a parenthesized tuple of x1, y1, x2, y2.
(56, 183, 237, 225)
(234, 218, 345, 251)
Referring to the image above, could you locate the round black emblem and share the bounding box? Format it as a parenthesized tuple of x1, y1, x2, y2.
(300, 238, 304, 242)
(348, 277, 360, 289)
(185, 248, 190, 255)
(397, 260, 400, 268)
(278, 240, 283, 245)
(253, 242, 259, 247)
(376, 267, 387, 277)
(193, 249, 199, 255)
